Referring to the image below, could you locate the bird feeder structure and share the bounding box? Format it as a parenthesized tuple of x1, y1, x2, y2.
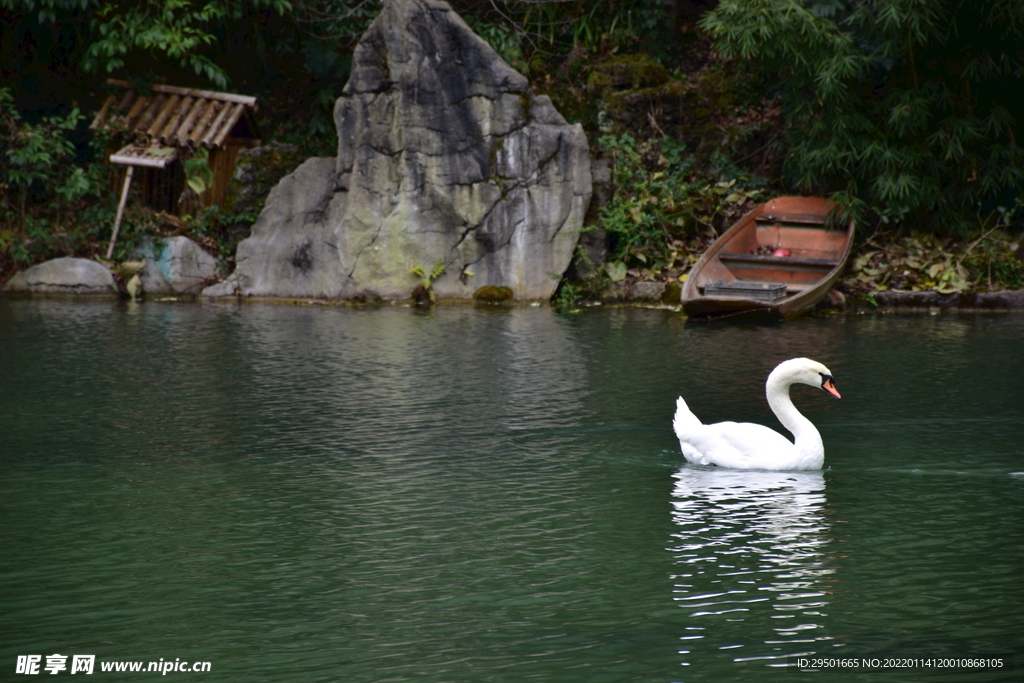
(90, 79, 261, 258)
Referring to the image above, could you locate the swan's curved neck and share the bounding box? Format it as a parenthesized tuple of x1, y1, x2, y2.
(765, 372, 822, 452)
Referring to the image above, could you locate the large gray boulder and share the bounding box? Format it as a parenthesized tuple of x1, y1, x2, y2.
(205, 0, 591, 301)
(3, 257, 117, 296)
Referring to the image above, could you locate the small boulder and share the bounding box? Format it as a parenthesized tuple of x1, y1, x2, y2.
(137, 236, 219, 296)
(2, 257, 117, 296)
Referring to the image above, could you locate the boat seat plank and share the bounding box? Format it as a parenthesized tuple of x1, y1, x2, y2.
(755, 213, 828, 226)
(697, 281, 812, 291)
(719, 252, 840, 268)
(697, 282, 813, 291)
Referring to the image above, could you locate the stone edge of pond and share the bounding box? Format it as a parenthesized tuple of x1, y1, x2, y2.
(196, 294, 554, 309)
(845, 289, 1024, 312)
(597, 280, 1024, 311)
(0, 291, 122, 301)
(6, 287, 1024, 314)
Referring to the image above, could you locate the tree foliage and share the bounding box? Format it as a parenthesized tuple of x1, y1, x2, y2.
(701, 0, 1024, 233)
(454, 0, 671, 65)
(1, 87, 92, 219)
(0, 86, 116, 271)
(3, 0, 1021, 290)
(1, 0, 294, 89)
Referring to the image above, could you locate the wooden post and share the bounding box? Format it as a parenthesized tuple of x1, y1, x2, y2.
(107, 165, 134, 260)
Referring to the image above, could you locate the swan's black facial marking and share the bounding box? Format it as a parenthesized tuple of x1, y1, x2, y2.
(819, 372, 841, 399)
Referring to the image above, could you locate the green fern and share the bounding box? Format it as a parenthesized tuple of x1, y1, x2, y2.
(409, 260, 447, 303)
(409, 259, 446, 289)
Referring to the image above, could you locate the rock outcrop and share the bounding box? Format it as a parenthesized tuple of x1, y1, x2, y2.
(205, 0, 591, 301)
(2, 258, 117, 296)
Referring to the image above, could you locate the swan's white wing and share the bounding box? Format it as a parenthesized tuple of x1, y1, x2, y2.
(678, 421, 795, 470)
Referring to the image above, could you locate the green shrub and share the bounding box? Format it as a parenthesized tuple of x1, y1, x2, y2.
(701, 0, 1024, 234)
(0, 87, 118, 271)
(597, 133, 768, 274)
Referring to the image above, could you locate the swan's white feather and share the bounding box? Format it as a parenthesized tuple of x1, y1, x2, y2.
(672, 359, 837, 471)
(674, 397, 796, 469)
(679, 420, 802, 469)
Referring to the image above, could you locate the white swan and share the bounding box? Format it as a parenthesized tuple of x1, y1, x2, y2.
(673, 358, 841, 471)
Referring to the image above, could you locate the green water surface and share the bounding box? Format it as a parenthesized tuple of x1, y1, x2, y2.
(1, 300, 1022, 682)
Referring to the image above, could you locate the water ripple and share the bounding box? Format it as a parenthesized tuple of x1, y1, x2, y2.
(2, 301, 1022, 682)
(669, 467, 835, 673)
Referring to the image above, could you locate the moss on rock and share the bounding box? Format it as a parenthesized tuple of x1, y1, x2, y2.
(661, 281, 681, 304)
(587, 54, 670, 101)
(473, 285, 514, 302)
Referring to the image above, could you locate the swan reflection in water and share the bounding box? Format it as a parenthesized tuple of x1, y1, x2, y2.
(668, 466, 836, 670)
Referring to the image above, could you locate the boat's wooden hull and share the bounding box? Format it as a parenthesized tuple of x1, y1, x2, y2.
(680, 197, 854, 320)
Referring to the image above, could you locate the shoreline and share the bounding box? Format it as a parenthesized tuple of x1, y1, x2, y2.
(5, 287, 1024, 315)
(597, 279, 1024, 311)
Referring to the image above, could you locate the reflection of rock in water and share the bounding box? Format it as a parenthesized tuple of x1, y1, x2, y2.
(668, 467, 835, 670)
(499, 307, 588, 435)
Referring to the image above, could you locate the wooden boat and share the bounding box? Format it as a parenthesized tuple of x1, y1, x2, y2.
(680, 196, 854, 320)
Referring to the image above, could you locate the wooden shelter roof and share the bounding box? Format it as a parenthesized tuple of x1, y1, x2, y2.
(90, 79, 260, 151)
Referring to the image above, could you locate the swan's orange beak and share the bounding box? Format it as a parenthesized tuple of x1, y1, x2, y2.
(822, 377, 841, 399)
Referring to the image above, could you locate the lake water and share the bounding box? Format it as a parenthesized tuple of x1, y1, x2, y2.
(1, 299, 1022, 682)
